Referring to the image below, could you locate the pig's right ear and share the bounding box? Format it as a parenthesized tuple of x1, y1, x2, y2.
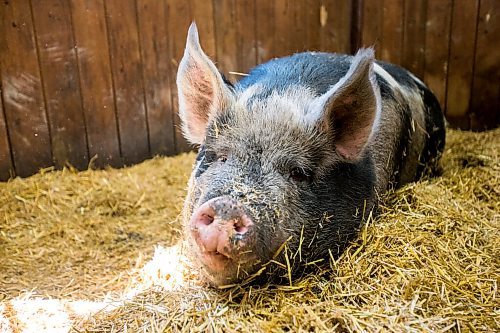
(176, 23, 234, 144)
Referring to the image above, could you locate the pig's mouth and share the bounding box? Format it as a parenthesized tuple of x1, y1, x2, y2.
(192, 245, 262, 286)
(199, 250, 233, 273)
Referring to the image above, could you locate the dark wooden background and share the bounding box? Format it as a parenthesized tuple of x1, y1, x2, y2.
(0, 0, 498, 180)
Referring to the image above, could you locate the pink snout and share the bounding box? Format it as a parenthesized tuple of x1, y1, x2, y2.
(189, 197, 254, 270)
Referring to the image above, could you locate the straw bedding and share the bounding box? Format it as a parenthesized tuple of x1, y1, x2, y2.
(0, 128, 498, 332)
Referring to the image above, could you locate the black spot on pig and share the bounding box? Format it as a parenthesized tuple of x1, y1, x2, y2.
(415, 82, 446, 178)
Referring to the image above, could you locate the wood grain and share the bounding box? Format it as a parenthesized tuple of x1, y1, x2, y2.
(402, 0, 427, 78)
(191, 0, 217, 58)
(137, 0, 176, 156)
(70, 0, 122, 167)
(255, 0, 275, 62)
(305, 0, 320, 52)
(0, 90, 13, 180)
(213, 0, 238, 76)
(274, 0, 294, 57)
(360, 0, 383, 56)
(470, 0, 500, 130)
(0, 0, 52, 177)
(319, 0, 352, 54)
(380, 0, 404, 63)
(236, 0, 257, 73)
(424, 0, 452, 109)
(104, 0, 150, 164)
(31, 0, 89, 170)
(445, 0, 479, 128)
(291, 0, 307, 52)
(166, 0, 192, 153)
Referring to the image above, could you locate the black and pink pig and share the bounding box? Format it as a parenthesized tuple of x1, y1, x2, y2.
(176, 23, 445, 286)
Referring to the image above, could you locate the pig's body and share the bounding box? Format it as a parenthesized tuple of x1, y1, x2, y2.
(177, 24, 445, 286)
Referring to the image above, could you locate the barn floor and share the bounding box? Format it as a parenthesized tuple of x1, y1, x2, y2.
(0, 128, 498, 332)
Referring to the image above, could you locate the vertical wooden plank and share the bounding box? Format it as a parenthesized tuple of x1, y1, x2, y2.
(350, 0, 362, 52)
(319, 0, 352, 54)
(423, 0, 452, 109)
(104, 0, 150, 164)
(236, 0, 257, 73)
(191, 0, 216, 58)
(274, 0, 294, 57)
(360, 0, 383, 56)
(255, 0, 275, 62)
(136, 0, 176, 156)
(0, 51, 13, 180)
(380, 0, 404, 63)
(445, 0, 479, 129)
(305, 0, 321, 51)
(166, 0, 192, 153)
(0, 0, 52, 177)
(470, 0, 500, 130)
(31, 0, 89, 170)
(213, 0, 238, 75)
(69, 0, 122, 168)
(402, 0, 427, 78)
(0, 94, 13, 180)
(291, 0, 308, 52)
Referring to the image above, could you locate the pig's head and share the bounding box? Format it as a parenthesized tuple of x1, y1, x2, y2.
(177, 23, 379, 286)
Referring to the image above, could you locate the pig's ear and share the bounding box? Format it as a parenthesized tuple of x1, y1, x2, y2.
(176, 23, 234, 144)
(309, 48, 380, 160)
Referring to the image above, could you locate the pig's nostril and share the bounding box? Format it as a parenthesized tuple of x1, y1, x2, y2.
(233, 218, 251, 234)
(198, 213, 214, 226)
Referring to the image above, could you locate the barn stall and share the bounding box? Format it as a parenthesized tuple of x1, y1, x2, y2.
(0, 0, 499, 332)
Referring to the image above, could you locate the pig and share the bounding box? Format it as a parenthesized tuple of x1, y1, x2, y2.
(177, 23, 445, 286)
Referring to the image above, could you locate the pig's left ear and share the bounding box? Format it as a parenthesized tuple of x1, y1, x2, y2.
(177, 23, 234, 144)
(309, 48, 380, 160)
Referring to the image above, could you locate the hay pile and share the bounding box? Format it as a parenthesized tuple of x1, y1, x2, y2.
(0, 155, 193, 301)
(0, 128, 498, 332)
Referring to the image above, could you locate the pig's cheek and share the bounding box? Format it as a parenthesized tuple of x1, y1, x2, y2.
(188, 177, 204, 206)
(251, 227, 284, 262)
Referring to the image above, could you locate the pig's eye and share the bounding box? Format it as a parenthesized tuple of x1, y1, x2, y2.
(203, 150, 226, 165)
(289, 167, 312, 183)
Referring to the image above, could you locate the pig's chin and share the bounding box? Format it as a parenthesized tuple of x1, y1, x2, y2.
(189, 245, 263, 286)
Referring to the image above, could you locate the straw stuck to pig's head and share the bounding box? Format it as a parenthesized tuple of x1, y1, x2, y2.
(177, 23, 378, 286)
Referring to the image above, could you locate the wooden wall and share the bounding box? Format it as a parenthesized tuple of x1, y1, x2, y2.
(0, 0, 498, 180)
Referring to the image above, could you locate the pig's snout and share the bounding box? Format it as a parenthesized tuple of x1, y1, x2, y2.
(190, 197, 254, 263)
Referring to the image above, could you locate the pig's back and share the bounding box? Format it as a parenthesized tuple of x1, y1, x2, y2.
(237, 52, 445, 194)
(238, 52, 352, 96)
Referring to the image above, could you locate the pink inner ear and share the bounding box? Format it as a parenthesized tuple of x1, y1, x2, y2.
(335, 124, 373, 160)
(341, 95, 357, 106)
(331, 98, 376, 160)
(316, 50, 377, 160)
(185, 62, 215, 123)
